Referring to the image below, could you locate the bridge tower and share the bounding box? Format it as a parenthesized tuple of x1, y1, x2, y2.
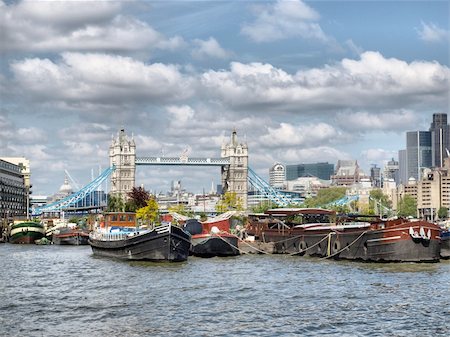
(109, 129, 136, 200)
(221, 129, 248, 209)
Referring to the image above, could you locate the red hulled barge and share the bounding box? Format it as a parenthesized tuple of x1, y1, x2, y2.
(246, 208, 441, 262)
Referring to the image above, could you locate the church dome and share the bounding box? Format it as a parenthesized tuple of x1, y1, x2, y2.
(59, 176, 73, 194)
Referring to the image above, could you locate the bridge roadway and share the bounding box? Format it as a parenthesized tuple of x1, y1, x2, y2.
(135, 157, 230, 166)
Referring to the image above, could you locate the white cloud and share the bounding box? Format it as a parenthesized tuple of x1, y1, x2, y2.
(11, 53, 195, 105)
(57, 123, 112, 142)
(15, 127, 48, 144)
(361, 148, 397, 163)
(166, 105, 195, 127)
(134, 135, 163, 153)
(336, 110, 419, 132)
(0, 0, 183, 54)
(278, 147, 350, 164)
(191, 37, 232, 60)
(259, 122, 342, 148)
(417, 21, 449, 43)
(241, 0, 328, 43)
(201, 51, 449, 111)
(345, 39, 364, 55)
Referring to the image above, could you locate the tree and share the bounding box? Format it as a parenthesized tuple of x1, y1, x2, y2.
(126, 186, 151, 212)
(397, 195, 417, 218)
(250, 201, 278, 213)
(302, 187, 347, 208)
(215, 192, 244, 212)
(136, 197, 159, 225)
(438, 207, 448, 219)
(107, 193, 125, 212)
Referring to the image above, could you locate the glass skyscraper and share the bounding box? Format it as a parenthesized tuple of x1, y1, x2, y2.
(286, 162, 334, 181)
(406, 131, 432, 181)
(429, 113, 450, 168)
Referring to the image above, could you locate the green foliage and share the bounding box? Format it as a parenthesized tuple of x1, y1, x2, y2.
(68, 217, 79, 224)
(329, 204, 351, 214)
(136, 197, 159, 224)
(107, 193, 125, 212)
(438, 207, 448, 219)
(250, 201, 278, 213)
(302, 187, 347, 208)
(397, 195, 417, 218)
(126, 187, 151, 212)
(199, 212, 207, 222)
(216, 192, 244, 212)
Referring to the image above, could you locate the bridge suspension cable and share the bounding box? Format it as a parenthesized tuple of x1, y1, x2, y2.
(247, 167, 292, 207)
(32, 166, 115, 215)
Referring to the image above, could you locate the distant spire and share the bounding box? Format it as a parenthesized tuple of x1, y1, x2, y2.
(231, 128, 237, 146)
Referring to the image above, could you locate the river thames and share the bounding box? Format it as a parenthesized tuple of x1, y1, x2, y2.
(0, 244, 448, 337)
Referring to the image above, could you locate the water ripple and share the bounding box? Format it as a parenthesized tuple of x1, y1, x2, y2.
(0, 245, 449, 336)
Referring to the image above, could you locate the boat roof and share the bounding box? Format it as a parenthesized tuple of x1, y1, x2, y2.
(265, 208, 335, 216)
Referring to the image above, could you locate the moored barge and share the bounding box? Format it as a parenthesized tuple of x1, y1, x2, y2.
(89, 212, 191, 262)
(184, 215, 240, 258)
(9, 221, 45, 244)
(246, 208, 441, 262)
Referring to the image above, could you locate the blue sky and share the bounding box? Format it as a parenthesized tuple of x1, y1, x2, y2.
(0, 0, 449, 196)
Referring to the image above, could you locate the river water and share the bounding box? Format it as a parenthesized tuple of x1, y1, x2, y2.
(0, 244, 449, 337)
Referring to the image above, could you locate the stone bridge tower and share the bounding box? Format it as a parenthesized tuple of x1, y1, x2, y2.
(221, 129, 248, 209)
(109, 129, 136, 200)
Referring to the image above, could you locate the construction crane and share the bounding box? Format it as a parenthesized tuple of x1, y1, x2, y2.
(64, 169, 80, 191)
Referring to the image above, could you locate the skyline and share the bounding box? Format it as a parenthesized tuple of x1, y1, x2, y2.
(0, 0, 449, 196)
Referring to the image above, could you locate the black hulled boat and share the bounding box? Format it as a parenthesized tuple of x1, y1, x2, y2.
(88, 212, 191, 262)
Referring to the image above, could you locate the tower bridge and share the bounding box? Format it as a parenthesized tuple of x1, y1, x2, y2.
(33, 129, 293, 215)
(109, 129, 249, 207)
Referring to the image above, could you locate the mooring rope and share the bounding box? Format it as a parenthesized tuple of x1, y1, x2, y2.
(215, 232, 250, 255)
(289, 233, 331, 256)
(321, 230, 368, 260)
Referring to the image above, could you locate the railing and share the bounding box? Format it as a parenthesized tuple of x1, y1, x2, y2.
(90, 232, 130, 241)
(135, 157, 230, 166)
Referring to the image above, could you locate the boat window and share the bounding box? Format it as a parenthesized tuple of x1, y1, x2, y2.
(111, 215, 118, 222)
(287, 215, 303, 225)
(128, 215, 134, 222)
(303, 214, 330, 224)
(120, 215, 126, 221)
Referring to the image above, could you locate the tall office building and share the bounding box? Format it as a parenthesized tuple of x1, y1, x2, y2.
(269, 163, 286, 188)
(398, 150, 408, 185)
(429, 113, 449, 168)
(286, 162, 334, 181)
(383, 158, 399, 185)
(0, 159, 26, 219)
(370, 165, 381, 187)
(406, 131, 432, 181)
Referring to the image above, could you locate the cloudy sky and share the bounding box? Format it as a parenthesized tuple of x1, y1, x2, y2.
(1, 0, 449, 196)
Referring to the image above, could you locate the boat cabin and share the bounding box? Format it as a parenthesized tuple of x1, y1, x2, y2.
(103, 212, 136, 229)
(246, 208, 336, 238)
(265, 208, 335, 225)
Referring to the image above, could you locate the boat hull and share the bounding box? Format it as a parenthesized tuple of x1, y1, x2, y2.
(53, 232, 89, 245)
(191, 234, 240, 258)
(89, 225, 191, 262)
(441, 230, 450, 259)
(9, 222, 45, 244)
(256, 222, 441, 262)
